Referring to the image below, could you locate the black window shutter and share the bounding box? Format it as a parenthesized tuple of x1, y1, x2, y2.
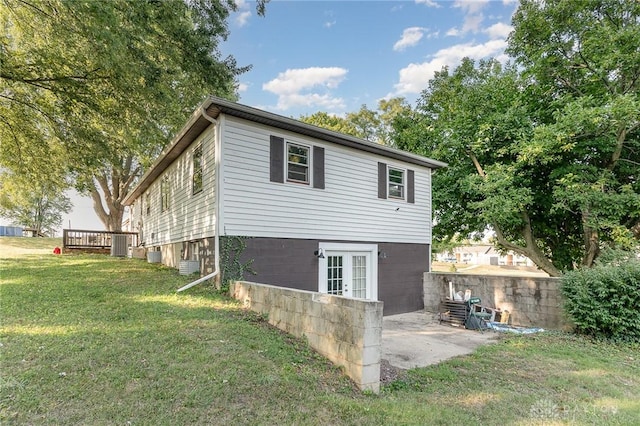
(270, 136, 284, 183)
(407, 169, 415, 204)
(378, 162, 387, 199)
(313, 146, 325, 189)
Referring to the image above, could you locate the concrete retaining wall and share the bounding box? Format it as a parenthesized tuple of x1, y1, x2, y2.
(424, 273, 570, 330)
(230, 281, 383, 393)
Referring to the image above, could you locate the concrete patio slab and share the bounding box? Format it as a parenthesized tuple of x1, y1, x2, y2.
(382, 310, 498, 370)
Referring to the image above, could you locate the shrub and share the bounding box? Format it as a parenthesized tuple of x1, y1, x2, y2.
(561, 254, 640, 343)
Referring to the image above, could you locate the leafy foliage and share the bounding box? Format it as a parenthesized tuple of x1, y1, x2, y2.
(0, 171, 71, 236)
(219, 235, 255, 292)
(300, 98, 412, 146)
(561, 252, 640, 342)
(393, 0, 640, 275)
(1, 0, 265, 230)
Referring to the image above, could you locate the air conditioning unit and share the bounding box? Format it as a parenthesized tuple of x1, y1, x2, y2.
(111, 234, 128, 257)
(179, 260, 200, 275)
(147, 250, 162, 263)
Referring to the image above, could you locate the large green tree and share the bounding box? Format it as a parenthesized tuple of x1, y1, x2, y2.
(395, 0, 639, 276)
(0, 171, 71, 236)
(508, 0, 640, 267)
(300, 97, 411, 146)
(1, 0, 265, 231)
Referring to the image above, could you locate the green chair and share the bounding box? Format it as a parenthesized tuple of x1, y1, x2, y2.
(465, 297, 491, 330)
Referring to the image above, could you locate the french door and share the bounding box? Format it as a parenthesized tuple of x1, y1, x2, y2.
(318, 243, 378, 300)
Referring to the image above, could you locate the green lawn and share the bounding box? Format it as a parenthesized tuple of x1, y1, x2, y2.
(1, 242, 639, 425)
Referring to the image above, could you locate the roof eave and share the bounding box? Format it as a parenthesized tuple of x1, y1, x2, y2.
(123, 96, 447, 206)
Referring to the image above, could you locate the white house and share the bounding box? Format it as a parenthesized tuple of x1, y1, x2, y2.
(123, 97, 446, 315)
(436, 244, 534, 266)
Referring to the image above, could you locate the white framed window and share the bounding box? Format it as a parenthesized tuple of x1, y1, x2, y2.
(189, 241, 200, 261)
(287, 142, 310, 184)
(145, 193, 151, 216)
(192, 145, 203, 195)
(161, 177, 170, 212)
(388, 167, 405, 200)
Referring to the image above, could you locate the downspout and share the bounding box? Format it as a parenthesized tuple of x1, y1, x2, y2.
(177, 106, 221, 292)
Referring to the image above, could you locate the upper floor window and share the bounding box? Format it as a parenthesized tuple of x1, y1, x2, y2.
(192, 145, 203, 195)
(145, 193, 151, 216)
(287, 142, 309, 184)
(161, 177, 170, 212)
(388, 167, 405, 200)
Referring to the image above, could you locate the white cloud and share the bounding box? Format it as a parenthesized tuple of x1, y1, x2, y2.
(448, 0, 491, 35)
(235, 11, 251, 27)
(415, 0, 441, 8)
(484, 22, 513, 39)
(461, 12, 484, 33)
(324, 20, 336, 28)
(446, 27, 460, 37)
(263, 67, 348, 110)
(237, 82, 249, 93)
(452, 0, 490, 15)
(393, 27, 427, 52)
(392, 39, 508, 95)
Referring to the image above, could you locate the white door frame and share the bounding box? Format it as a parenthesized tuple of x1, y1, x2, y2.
(318, 242, 378, 300)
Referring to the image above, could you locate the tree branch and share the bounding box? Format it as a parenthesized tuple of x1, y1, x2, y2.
(577, 49, 614, 94)
(468, 151, 486, 178)
(608, 126, 627, 170)
(89, 183, 109, 228)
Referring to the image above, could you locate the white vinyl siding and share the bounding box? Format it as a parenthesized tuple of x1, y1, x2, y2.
(220, 116, 432, 244)
(139, 127, 216, 246)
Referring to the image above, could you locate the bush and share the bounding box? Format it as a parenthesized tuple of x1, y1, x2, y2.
(561, 254, 640, 343)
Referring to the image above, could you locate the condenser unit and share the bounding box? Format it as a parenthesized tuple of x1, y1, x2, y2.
(111, 234, 128, 257)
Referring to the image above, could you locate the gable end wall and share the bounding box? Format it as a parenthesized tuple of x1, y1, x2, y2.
(220, 116, 432, 244)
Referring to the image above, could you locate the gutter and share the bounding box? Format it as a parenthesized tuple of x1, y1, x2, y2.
(177, 107, 221, 292)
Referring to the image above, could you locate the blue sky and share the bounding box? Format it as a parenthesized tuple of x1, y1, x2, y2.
(223, 0, 518, 117)
(50, 0, 520, 233)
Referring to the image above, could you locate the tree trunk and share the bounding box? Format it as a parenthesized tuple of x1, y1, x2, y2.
(87, 156, 140, 232)
(468, 152, 562, 276)
(493, 223, 563, 277)
(581, 210, 599, 267)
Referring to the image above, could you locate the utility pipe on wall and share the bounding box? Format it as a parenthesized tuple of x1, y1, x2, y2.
(177, 107, 220, 293)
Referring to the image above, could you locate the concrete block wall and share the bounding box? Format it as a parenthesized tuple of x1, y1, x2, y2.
(231, 281, 384, 393)
(424, 273, 571, 330)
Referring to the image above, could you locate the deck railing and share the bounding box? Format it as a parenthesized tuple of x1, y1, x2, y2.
(62, 229, 139, 250)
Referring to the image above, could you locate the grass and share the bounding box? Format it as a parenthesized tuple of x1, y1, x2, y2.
(431, 261, 550, 277)
(1, 238, 639, 425)
(0, 237, 61, 258)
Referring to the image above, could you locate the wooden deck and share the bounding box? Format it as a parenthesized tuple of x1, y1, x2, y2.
(62, 229, 139, 253)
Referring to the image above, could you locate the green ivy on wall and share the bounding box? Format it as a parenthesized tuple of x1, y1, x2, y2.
(219, 236, 255, 292)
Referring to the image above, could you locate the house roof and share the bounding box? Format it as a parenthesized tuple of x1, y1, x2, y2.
(123, 96, 447, 205)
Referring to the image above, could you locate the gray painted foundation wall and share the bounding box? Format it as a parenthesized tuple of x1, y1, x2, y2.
(234, 237, 430, 316)
(230, 280, 384, 393)
(424, 273, 571, 330)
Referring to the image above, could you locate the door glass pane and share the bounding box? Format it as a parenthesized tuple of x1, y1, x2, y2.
(327, 255, 343, 295)
(352, 255, 367, 298)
